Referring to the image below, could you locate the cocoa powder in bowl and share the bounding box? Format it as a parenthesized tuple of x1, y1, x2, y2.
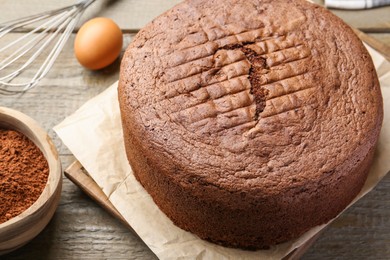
(0, 129, 49, 224)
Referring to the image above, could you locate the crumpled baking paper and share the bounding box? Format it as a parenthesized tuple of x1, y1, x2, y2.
(54, 44, 390, 259)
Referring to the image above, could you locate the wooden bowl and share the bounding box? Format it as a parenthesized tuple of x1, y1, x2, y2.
(0, 107, 62, 255)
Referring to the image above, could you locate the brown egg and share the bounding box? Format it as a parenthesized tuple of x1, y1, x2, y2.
(74, 17, 123, 70)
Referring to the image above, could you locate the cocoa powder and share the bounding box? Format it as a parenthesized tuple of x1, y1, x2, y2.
(0, 129, 49, 224)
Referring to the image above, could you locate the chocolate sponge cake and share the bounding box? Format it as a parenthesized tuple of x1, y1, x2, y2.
(118, 0, 383, 249)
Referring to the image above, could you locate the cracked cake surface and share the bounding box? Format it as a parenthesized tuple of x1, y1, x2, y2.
(118, 0, 383, 249)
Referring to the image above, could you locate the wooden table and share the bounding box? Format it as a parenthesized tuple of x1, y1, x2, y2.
(1, 0, 389, 259)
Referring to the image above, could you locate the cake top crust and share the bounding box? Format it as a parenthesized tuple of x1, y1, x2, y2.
(119, 0, 383, 198)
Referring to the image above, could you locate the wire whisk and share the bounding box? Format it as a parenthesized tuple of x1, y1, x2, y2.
(0, 0, 96, 94)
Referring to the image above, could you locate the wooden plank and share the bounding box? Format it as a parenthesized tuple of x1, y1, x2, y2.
(368, 33, 390, 45)
(64, 161, 131, 230)
(0, 0, 389, 32)
(354, 29, 390, 61)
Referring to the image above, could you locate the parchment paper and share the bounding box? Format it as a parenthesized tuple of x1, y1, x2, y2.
(54, 44, 390, 259)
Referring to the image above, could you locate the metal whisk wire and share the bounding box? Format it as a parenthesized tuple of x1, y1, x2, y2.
(0, 0, 96, 94)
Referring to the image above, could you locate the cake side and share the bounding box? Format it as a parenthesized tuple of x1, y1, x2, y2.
(118, 0, 383, 249)
(120, 123, 376, 248)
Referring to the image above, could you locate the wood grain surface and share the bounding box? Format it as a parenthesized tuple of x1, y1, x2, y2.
(0, 0, 389, 259)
